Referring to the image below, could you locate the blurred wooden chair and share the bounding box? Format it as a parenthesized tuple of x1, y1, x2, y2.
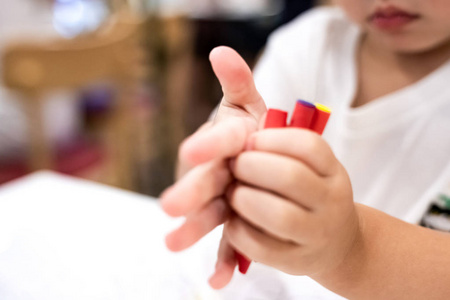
(1, 11, 145, 189)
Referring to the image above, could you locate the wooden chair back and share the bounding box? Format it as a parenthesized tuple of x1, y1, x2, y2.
(1, 12, 145, 189)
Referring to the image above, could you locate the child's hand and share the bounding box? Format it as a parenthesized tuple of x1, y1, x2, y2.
(160, 47, 266, 256)
(210, 128, 359, 287)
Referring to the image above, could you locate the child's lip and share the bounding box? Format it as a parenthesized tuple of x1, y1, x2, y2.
(368, 5, 420, 30)
(369, 5, 420, 19)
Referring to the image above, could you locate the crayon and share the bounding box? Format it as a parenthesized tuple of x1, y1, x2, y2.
(290, 100, 316, 128)
(310, 103, 331, 135)
(264, 109, 288, 128)
(236, 252, 252, 274)
(236, 108, 288, 275)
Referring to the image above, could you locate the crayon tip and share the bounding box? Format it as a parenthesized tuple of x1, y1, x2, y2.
(310, 103, 331, 135)
(264, 109, 288, 129)
(315, 103, 332, 113)
(290, 99, 316, 128)
(235, 252, 251, 274)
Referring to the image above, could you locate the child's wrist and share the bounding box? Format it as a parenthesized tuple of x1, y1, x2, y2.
(311, 203, 367, 295)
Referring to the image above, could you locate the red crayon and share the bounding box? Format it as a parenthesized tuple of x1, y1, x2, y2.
(236, 108, 288, 275)
(290, 100, 316, 128)
(309, 103, 331, 135)
(264, 109, 288, 128)
(236, 252, 252, 274)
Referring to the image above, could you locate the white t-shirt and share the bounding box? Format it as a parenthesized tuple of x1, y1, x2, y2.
(0, 0, 80, 157)
(254, 6, 450, 224)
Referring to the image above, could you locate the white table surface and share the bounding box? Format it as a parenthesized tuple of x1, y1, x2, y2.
(0, 171, 345, 300)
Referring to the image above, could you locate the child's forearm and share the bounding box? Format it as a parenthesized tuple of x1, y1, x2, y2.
(313, 204, 450, 300)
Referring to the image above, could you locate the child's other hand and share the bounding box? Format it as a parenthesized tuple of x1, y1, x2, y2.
(213, 128, 359, 283)
(160, 47, 266, 260)
(174, 45, 266, 175)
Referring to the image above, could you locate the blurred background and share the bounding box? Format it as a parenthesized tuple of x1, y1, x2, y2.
(0, 0, 322, 197)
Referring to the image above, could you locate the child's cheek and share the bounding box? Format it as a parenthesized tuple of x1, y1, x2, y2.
(333, 0, 368, 27)
(429, 0, 450, 32)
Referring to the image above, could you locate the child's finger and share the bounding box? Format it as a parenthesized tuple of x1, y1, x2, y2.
(208, 233, 237, 289)
(248, 128, 339, 177)
(231, 152, 326, 210)
(228, 184, 319, 245)
(224, 216, 304, 275)
(209, 46, 266, 123)
(161, 160, 232, 217)
(176, 121, 214, 176)
(179, 117, 257, 166)
(165, 198, 230, 252)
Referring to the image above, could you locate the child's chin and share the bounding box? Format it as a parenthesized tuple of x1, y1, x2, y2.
(377, 37, 443, 55)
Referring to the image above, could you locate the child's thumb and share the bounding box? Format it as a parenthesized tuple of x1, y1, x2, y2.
(209, 46, 266, 123)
